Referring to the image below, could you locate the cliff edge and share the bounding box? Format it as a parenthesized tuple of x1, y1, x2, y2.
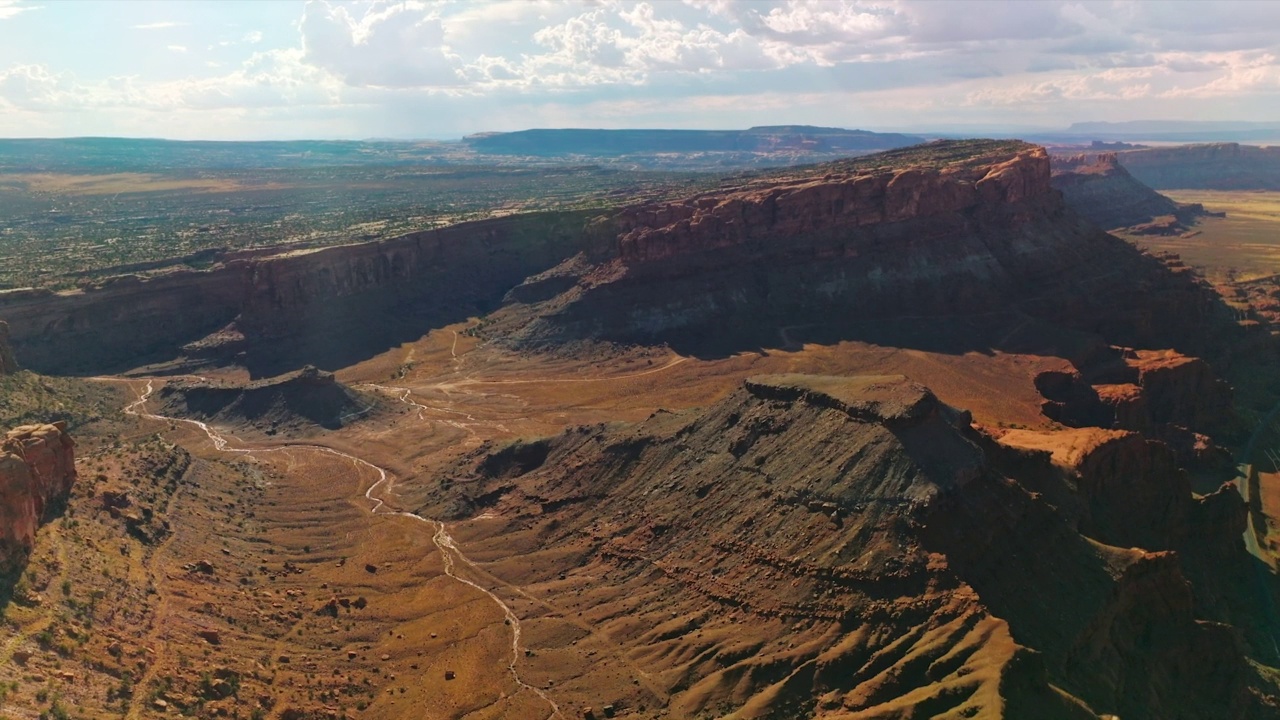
(0, 422, 76, 574)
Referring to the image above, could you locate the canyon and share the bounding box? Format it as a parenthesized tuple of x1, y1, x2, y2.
(2, 138, 1280, 719)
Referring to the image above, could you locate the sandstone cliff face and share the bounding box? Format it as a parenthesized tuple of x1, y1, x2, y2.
(1051, 153, 1204, 231)
(994, 427, 1212, 551)
(0, 320, 17, 374)
(0, 422, 76, 574)
(489, 140, 1235, 359)
(0, 211, 596, 376)
(612, 146, 1050, 264)
(1037, 348, 1233, 437)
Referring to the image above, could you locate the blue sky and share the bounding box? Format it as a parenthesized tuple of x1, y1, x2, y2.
(0, 0, 1277, 140)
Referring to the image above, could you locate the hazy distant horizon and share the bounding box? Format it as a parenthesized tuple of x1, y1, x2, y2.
(1, 118, 1278, 146)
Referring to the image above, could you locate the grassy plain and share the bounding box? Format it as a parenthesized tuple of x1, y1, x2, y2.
(1120, 190, 1280, 282)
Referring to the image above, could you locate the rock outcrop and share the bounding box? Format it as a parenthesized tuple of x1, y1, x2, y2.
(487, 140, 1235, 359)
(1037, 347, 1233, 436)
(156, 365, 372, 433)
(0, 320, 17, 375)
(426, 375, 1275, 719)
(1117, 143, 1280, 190)
(0, 422, 76, 574)
(1051, 153, 1208, 232)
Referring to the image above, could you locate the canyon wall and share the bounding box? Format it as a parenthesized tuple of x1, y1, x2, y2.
(0, 210, 596, 376)
(1051, 153, 1204, 231)
(1118, 143, 1280, 190)
(492, 141, 1235, 358)
(0, 422, 76, 574)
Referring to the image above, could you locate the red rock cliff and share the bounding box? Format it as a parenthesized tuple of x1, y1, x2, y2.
(614, 146, 1052, 264)
(490, 140, 1235, 361)
(0, 422, 76, 574)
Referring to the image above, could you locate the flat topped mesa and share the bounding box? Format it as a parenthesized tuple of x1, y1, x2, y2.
(612, 139, 1053, 264)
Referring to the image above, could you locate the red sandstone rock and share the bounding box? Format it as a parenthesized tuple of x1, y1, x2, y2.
(614, 147, 1053, 265)
(0, 422, 76, 573)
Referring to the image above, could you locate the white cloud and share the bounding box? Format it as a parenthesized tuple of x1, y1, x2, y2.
(300, 0, 464, 88)
(0, 0, 38, 20)
(4, 0, 1280, 137)
(0, 64, 77, 110)
(133, 21, 188, 30)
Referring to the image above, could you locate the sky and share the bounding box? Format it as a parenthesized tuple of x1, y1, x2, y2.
(0, 0, 1277, 140)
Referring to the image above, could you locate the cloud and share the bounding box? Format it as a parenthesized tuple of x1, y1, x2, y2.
(300, 0, 464, 88)
(0, 64, 76, 109)
(5, 0, 1280, 138)
(0, 0, 38, 20)
(133, 21, 188, 30)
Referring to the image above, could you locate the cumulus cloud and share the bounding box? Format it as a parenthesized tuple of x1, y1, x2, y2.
(300, 0, 464, 88)
(0, 64, 79, 110)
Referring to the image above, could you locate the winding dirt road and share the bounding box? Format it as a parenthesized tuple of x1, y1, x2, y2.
(119, 379, 564, 720)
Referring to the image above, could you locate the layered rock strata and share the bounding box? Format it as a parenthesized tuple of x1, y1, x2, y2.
(488, 140, 1234, 358)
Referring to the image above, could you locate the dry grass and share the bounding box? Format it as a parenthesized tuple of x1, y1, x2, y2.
(1119, 190, 1280, 282)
